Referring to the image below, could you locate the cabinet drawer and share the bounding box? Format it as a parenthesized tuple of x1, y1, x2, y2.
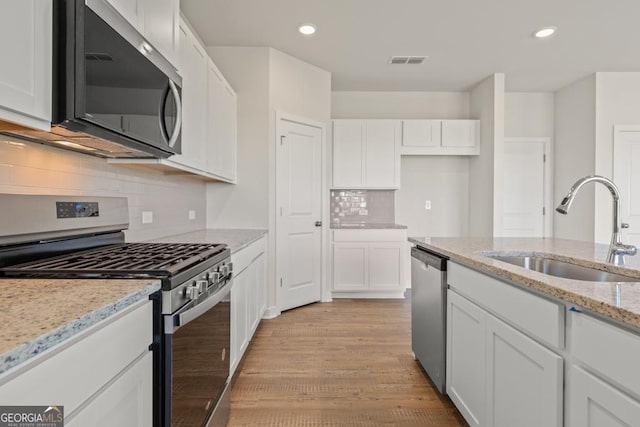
(0, 300, 152, 414)
(232, 236, 266, 275)
(332, 229, 407, 242)
(571, 311, 640, 395)
(448, 262, 564, 349)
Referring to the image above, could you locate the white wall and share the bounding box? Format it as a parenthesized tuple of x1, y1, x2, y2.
(594, 72, 640, 243)
(553, 75, 597, 241)
(0, 136, 206, 242)
(468, 74, 505, 237)
(505, 93, 554, 137)
(330, 91, 472, 238)
(331, 91, 470, 119)
(205, 47, 270, 229)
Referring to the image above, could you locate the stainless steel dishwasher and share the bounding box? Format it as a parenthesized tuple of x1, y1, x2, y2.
(411, 245, 448, 395)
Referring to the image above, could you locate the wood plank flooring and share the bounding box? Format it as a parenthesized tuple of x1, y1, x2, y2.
(228, 299, 467, 426)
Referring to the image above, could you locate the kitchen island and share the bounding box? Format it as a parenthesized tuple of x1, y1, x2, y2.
(409, 236, 640, 427)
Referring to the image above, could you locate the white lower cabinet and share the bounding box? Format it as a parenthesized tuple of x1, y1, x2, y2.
(485, 315, 563, 427)
(447, 288, 563, 427)
(446, 290, 486, 427)
(0, 300, 153, 425)
(66, 352, 153, 427)
(230, 236, 267, 375)
(332, 229, 407, 297)
(568, 310, 640, 426)
(569, 365, 640, 427)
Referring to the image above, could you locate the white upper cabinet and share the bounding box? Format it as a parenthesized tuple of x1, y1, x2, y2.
(402, 120, 441, 147)
(333, 119, 401, 189)
(400, 119, 480, 155)
(142, 0, 180, 66)
(0, 0, 51, 131)
(171, 21, 207, 171)
(105, 0, 180, 68)
(207, 60, 237, 182)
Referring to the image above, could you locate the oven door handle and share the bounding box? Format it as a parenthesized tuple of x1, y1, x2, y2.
(165, 280, 231, 334)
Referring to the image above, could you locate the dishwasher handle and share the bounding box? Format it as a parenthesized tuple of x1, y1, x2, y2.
(411, 247, 447, 271)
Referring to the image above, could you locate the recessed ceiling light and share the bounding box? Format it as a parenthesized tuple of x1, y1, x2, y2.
(534, 26, 557, 38)
(298, 24, 316, 36)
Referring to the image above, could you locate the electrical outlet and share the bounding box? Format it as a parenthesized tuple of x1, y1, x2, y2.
(188, 210, 196, 220)
(425, 200, 431, 210)
(142, 211, 153, 224)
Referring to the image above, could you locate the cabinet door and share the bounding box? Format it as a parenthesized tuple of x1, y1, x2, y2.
(256, 252, 267, 317)
(0, 0, 51, 130)
(218, 83, 237, 181)
(569, 365, 640, 427)
(486, 314, 563, 427)
(333, 120, 364, 187)
(402, 120, 441, 147)
(172, 22, 207, 170)
(441, 120, 478, 148)
(66, 352, 153, 427)
(447, 290, 485, 427)
(364, 120, 400, 188)
(368, 242, 404, 290)
(231, 270, 248, 374)
(332, 243, 368, 291)
(247, 259, 259, 336)
(105, 0, 142, 30)
(142, 0, 179, 66)
(206, 63, 224, 175)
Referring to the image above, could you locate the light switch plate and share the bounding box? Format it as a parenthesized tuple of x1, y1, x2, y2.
(188, 210, 196, 220)
(142, 211, 153, 224)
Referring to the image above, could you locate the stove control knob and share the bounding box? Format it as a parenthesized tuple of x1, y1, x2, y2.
(196, 279, 208, 293)
(210, 272, 221, 284)
(221, 264, 229, 276)
(227, 262, 233, 274)
(185, 284, 200, 300)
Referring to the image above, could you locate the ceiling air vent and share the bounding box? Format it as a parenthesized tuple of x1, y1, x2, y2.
(389, 56, 427, 65)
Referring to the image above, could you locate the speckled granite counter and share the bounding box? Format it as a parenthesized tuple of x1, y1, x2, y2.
(409, 237, 640, 329)
(148, 229, 267, 253)
(0, 279, 160, 375)
(331, 223, 407, 229)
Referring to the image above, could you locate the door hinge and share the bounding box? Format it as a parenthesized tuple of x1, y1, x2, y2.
(543, 206, 546, 215)
(280, 278, 283, 288)
(543, 154, 546, 163)
(280, 207, 283, 216)
(280, 135, 286, 145)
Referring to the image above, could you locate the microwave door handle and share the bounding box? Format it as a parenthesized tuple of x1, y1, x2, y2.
(165, 280, 231, 334)
(166, 80, 182, 149)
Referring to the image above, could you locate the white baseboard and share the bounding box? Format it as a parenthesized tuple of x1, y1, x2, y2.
(331, 291, 406, 299)
(262, 305, 281, 319)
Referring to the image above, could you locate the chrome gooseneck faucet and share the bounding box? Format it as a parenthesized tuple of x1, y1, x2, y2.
(556, 175, 637, 265)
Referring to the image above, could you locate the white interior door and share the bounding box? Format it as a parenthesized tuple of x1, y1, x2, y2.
(276, 116, 323, 312)
(502, 138, 551, 237)
(614, 127, 640, 247)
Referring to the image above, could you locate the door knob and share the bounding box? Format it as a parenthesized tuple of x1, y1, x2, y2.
(622, 223, 630, 229)
(315, 221, 322, 227)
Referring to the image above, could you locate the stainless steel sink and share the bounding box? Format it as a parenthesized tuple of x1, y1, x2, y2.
(485, 254, 638, 282)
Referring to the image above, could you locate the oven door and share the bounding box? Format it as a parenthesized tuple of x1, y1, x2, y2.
(163, 281, 231, 427)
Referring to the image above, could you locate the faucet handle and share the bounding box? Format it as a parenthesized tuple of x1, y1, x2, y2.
(622, 222, 630, 229)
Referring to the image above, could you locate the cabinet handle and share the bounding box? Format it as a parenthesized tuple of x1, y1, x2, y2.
(315, 221, 322, 227)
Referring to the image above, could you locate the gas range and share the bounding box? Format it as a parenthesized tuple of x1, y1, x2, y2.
(0, 194, 233, 427)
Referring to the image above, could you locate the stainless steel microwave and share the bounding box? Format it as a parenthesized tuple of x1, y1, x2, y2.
(5, 0, 182, 159)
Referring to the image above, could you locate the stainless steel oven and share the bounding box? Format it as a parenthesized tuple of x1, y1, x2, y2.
(163, 260, 233, 427)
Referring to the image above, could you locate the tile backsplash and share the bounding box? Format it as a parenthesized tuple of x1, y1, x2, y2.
(0, 136, 207, 242)
(330, 189, 395, 225)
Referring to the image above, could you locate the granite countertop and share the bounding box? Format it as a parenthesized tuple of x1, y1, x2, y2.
(409, 237, 640, 329)
(0, 278, 160, 375)
(148, 228, 267, 252)
(331, 223, 407, 229)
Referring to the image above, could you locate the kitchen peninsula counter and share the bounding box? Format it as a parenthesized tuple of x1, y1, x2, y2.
(0, 278, 160, 375)
(409, 237, 640, 329)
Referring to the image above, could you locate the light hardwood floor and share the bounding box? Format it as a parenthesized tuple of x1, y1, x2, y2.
(228, 299, 467, 426)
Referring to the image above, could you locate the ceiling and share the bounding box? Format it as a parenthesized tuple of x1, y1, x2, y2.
(181, 0, 640, 92)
